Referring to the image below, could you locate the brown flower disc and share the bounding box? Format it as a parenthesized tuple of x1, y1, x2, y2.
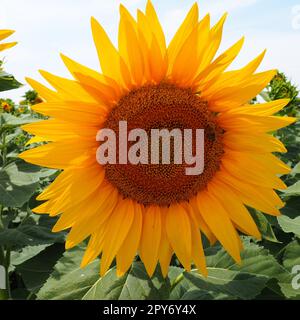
(103, 83, 224, 206)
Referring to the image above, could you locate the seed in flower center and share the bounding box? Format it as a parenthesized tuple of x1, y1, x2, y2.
(103, 83, 224, 207)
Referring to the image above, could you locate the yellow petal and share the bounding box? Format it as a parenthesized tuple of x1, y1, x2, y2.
(119, 16, 144, 86)
(184, 199, 217, 245)
(19, 140, 96, 169)
(36, 168, 74, 200)
(195, 14, 211, 72)
(31, 101, 106, 125)
(100, 199, 135, 276)
(166, 204, 191, 271)
(62, 198, 108, 248)
(81, 223, 107, 268)
(167, 3, 199, 72)
(217, 171, 282, 216)
(0, 29, 14, 41)
(55, 184, 117, 237)
(221, 155, 287, 190)
(197, 191, 241, 263)
(26, 78, 57, 102)
(116, 203, 143, 277)
(45, 169, 106, 220)
(196, 37, 244, 90)
(25, 136, 46, 145)
(149, 36, 167, 83)
(188, 210, 208, 276)
(60, 54, 122, 102)
(228, 99, 290, 116)
(139, 205, 161, 277)
(158, 207, 173, 277)
(223, 132, 287, 154)
(136, 10, 152, 82)
(198, 13, 227, 74)
(171, 24, 199, 86)
(209, 70, 277, 110)
(91, 17, 129, 87)
(208, 179, 261, 239)
(225, 151, 291, 175)
(203, 50, 266, 97)
(218, 113, 296, 133)
(0, 42, 17, 52)
(22, 119, 98, 142)
(145, 0, 166, 55)
(39, 70, 96, 102)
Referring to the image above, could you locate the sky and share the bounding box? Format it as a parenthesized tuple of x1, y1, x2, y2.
(0, 0, 300, 101)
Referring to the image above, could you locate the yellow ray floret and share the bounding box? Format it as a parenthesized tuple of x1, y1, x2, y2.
(0, 29, 17, 52)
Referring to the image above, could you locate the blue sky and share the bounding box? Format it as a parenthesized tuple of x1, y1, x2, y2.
(1, 0, 300, 101)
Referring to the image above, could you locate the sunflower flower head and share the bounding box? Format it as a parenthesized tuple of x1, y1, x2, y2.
(20, 1, 296, 278)
(1, 101, 12, 112)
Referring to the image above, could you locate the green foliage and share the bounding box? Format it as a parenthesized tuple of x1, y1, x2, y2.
(249, 209, 280, 243)
(83, 262, 171, 300)
(0, 70, 22, 92)
(0, 162, 40, 207)
(278, 216, 300, 237)
(21, 90, 43, 106)
(37, 246, 100, 300)
(264, 72, 300, 117)
(0, 58, 22, 92)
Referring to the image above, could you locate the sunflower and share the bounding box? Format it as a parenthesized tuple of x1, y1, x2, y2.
(20, 1, 296, 278)
(0, 29, 16, 52)
(1, 101, 12, 112)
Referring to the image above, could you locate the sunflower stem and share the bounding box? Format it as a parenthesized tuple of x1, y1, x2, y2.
(0, 205, 8, 300)
(1, 130, 7, 167)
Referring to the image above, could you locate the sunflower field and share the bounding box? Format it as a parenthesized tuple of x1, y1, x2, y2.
(0, 1, 300, 301)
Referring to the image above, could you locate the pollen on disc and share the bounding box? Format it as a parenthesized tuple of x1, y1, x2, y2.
(102, 83, 224, 207)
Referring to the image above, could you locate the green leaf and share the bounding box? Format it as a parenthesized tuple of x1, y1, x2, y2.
(0, 217, 65, 249)
(170, 240, 289, 300)
(278, 215, 300, 237)
(184, 269, 268, 300)
(13, 160, 56, 179)
(0, 160, 53, 207)
(16, 243, 65, 293)
(249, 209, 280, 243)
(283, 240, 300, 270)
(206, 240, 300, 299)
(11, 244, 51, 266)
(169, 267, 219, 300)
(0, 70, 22, 92)
(291, 162, 300, 175)
(0, 113, 37, 129)
(0, 162, 39, 207)
(281, 241, 300, 298)
(83, 262, 171, 300)
(281, 197, 300, 219)
(37, 245, 100, 300)
(283, 181, 300, 196)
